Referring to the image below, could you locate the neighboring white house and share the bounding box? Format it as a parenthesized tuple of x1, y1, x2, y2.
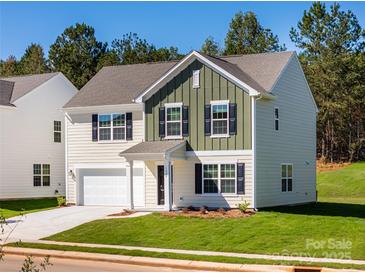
(0, 72, 78, 199)
(63, 51, 317, 210)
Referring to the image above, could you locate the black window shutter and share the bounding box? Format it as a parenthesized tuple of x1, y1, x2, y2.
(237, 163, 245, 194)
(195, 163, 202, 194)
(204, 104, 211, 136)
(229, 103, 237, 135)
(92, 114, 98, 142)
(159, 107, 165, 138)
(126, 112, 133, 140)
(182, 105, 189, 137)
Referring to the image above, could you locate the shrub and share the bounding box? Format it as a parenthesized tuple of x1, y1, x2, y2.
(199, 206, 208, 214)
(217, 208, 226, 214)
(57, 196, 66, 207)
(237, 201, 250, 213)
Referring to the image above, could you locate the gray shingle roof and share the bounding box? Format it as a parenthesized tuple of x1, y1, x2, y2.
(64, 61, 177, 108)
(0, 72, 59, 106)
(64, 51, 294, 108)
(120, 140, 185, 155)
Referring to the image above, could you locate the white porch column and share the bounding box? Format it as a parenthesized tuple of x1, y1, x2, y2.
(127, 160, 134, 210)
(164, 159, 172, 211)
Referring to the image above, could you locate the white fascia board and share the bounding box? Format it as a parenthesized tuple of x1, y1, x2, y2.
(134, 51, 261, 103)
(63, 103, 143, 114)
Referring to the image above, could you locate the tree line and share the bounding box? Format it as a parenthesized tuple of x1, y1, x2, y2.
(1, 2, 364, 162)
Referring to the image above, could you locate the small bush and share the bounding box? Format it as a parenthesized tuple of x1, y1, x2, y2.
(57, 196, 66, 207)
(182, 207, 189, 213)
(217, 208, 226, 214)
(199, 206, 208, 214)
(187, 205, 195, 211)
(237, 201, 250, 213)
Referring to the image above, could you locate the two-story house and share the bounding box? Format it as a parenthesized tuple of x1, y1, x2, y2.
(63, 51, 317, 210)
(0, 72, 78, 199)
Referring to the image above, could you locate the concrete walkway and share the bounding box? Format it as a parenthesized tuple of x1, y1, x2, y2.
(2, 206, 122, 244)
(26, 239, 365, 266)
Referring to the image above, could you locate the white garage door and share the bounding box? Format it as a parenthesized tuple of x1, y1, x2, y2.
(79, 168, 145, 207)
(81, 169, 128, 206)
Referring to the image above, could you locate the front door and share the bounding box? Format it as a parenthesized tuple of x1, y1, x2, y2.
(157, 166, 165, 205)
(157, 165, 174, 206)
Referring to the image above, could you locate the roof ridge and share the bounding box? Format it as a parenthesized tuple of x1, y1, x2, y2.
(0, 72, 59, 80)
(102, 59, 179, 70)
(218, 50, 295, 59)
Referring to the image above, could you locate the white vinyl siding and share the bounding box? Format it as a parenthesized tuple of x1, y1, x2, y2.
(65, 111, 144, 203)
(0, 74, 77, 199)
(255, 55, 317, 208)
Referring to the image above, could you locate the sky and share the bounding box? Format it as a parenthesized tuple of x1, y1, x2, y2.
(1, 1, 364, 60)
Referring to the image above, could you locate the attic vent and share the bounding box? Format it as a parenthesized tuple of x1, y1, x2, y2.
(192, 70, 200, 89)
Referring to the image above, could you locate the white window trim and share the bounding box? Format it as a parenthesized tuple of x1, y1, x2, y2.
(281, 163, 293, 192)
(54, 121, 61, 143)
(192, 70, 200, 88)
(98, 113, 127, 143)
(164, 102, 183, 140)
(33, 164, 50, 187)
(201, 162, 237, 196)
(274, 107, 279, 131)
(210, 100, 230, 138)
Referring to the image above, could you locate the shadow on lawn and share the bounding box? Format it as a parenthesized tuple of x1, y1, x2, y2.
(0, 198, 58, 211)
(262, 202, 365, 218)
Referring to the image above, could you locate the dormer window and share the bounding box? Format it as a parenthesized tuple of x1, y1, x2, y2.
(193, 70, 200, 88)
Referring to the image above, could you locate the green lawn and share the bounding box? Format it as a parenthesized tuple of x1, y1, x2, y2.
(40, 163, 365, 263)
(9, 242, 365, 270)
(46, 202, 365, 260)
(0, 198, 59, 219)
(317, 162, 365, 204)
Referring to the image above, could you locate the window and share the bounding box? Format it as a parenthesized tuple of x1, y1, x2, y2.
(33, 164, 50, 187)
(281, 164, 293, 192)
(98, 114, 126, 141)
(203, 163, 236, 194)
(211, 101, 229, 136)
(274, 108, 279, 131)
(54, 121, 61, 143)
(165, 104, 182, 138)
(192, 70, 200, 88)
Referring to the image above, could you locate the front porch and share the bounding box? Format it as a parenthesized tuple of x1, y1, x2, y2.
(120, 140, 186, 211)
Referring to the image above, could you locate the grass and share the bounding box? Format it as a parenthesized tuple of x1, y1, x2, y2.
(7, 242, 365, 270)
(0, 198, 59, 219)
(317, 162, 365, 204)
(45, 202, 365, 260)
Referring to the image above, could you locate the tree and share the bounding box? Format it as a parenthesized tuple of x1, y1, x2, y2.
(19, 43, 50, 75)
(112, 33, 182, 65)
(224, 11, 286, 55)
(0, 56, 19, 77)
(48, 23, 107, 89)
(96, 50, 120, 72)
(290, 2, 365, 162)
(201, 36, 221, 56)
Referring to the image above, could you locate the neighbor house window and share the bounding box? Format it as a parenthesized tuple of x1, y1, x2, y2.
(33, 164, 50, 187)
(192, 70, 200, 88)
(274, 108, 279, 131)
(211, 101, 229, 137)
(54, 121, 61, 143)
(203, 163, 236, 194)
(165, 103, 182, 138)
(281, 164, 293, 192)
(98, 114, 126, 141)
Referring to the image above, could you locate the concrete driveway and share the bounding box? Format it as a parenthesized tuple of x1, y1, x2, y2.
(2, 206, 121, 243)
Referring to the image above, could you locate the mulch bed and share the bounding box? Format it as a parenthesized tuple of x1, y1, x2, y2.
(161, 209, 255, 219)
(108, 210, 136, 217)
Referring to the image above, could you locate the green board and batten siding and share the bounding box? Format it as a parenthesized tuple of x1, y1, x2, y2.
(145, 60, 252, 151)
